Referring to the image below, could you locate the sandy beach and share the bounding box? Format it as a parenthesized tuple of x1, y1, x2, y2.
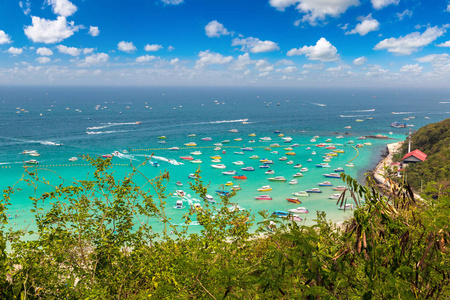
(372, 141, 404, 187)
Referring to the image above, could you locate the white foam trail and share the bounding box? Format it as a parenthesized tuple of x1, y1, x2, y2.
(87, 122, 139, 130)
(152, 155, 184, 165)
(190, 119, 249, 125)
(339, 115, 369, 118)
(307, 102, 327, 107)
(86, 130, 131, 135)
(391, 112, 413, 115)
(30, 140, 63, 146)
(439, 101, 450, 104)
(349, 109, 375, 112)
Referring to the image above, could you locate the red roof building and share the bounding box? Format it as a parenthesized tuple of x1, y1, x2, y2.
(401, 149, 427, 163)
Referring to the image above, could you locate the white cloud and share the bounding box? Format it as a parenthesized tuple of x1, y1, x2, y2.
(416, 54, 448, 63)
(231, 53, 254, 70)
(45, 0, 77, 17)
(353, 56, 367, 65)
(400, 63, 423, 75)
(170, 58, 180, 65)
(416, 54, 450, 75)
(167, 46, 175, 52)
(161, 0, 183, 5)
(366, 65, 389, 76)
(446, 4, 450, 12)
(276, 59, 295, 66)
(269, 0, 360, 25)
(83, 48, 94, 54)
(36, 57, 51, 64)
(374, 26, 446, 55)
(346, 14, 380, 36)
(232, 37, 280, 53)
(144, 44, 163, 51)
(7, 47, 23, 56)
(57, 44, 81, 56)
(24, 16, 80, 44)
(437, 41, 450, 47)
(371, 0, 399, 10)
(205, 20, 231, 38)
(88, 26, 100, 37)
(0, 30, 12, 44)
(276, 66, 297, 73)
(36, 47, 53, 56)
(326, 65, 349, 72)
(302, 63, 325, 69)
(287, 37, 339, 62)
(255, 59, 274, 72)
(397, 9, 412, 20)
(136, 55, 157, 63)
(80, 53, 109, 66)
(195, 50, 233, 69)
(19, 1, 31, 15)
(117, 41, 136, 53)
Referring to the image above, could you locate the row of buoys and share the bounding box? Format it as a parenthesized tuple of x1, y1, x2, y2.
(1, 166, 11, 168)
(29, 163, 132, 168)
(130, 144, 339, 152)
(347, 146, 359, 163)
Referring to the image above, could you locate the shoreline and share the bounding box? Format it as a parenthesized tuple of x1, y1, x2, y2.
(371, 141, 403, 187)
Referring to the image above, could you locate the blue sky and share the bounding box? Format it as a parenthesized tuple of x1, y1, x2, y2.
(0, 0, 449, 87)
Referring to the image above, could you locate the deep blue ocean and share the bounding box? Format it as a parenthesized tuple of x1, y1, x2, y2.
(0, 86, 449, 234)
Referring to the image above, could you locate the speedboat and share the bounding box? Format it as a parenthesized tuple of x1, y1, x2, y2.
(216, 190, 230, 197)
(188, 174, 199, 179)
(270, 143, 280, 147)
(211, 159, 221, 163)
(318, 181, 333, 186)
(232, 185, 241, 191)
(69, 157, 78, 162)
(310, 138, 316, 142)
(257, 185, 272, 192)
(344, 126, 352, 129)
(233, 161, 244, 165)
(193, 203, 202, 210)
(176, 181, 183, 186)
(287, 160, 294, 165)
(158, 136, 166, 139)
(23, 150, 38, 155)
(169, 147, 180, 151)
(292, 173, 303, 177)
(268, 176, 286, 182)
(214, 143, 223, 147)
(260, 137, 272, 141)
(292, 144, 300, 147)
(286, 152, 296, 156)
(364, 142, 372, 146)
(270, 151, 278, 154)
(306, 188, 322, 193)
(222, 140, 230, 144)
(293, 191, 309, 197)
(188, 134, 196, 137)
(242, 147, 254, 151)
(307, 158, 312, 162)
(279, 156, 288, 161)
(286, 198, 301, 204)
(190, 151, 202, 155)
(158, 141, 167, 144)
(234, 138, 243, 141)
(356, 144, 364, 148)
(214, 147, 222, 151)
(289, 179, 298, 185)
(225, 181, 233, 186)
(250, 155, 260, 159)
(201, 137, 212, 141)
(255, 195, 272, 200)
(174, 200, 184, 209)
(265, 170, 275, 175)
(333, 149, 345, 153)
(234, 152, 245, 155)
(284, 147, 293, 151)
(180, 156, 194, 160)
(293, 164, 302, 168)
(347, 140, 354, 144)
(249, 140, 256, 143)
(300, 168, 309, 172)
(25, 159, 39, 165)
(305, 147, 311, 150)
(339, 203, 354, 210)
(325, 146, 336, 150)
(336, 135, 344, 139)
(289, 207, 309, 214)
(241, 167, 255, 171)
(184, 142, 197, 146)
(233, 175, 247, 180)
(357, 136, 366, 140)
(205, 195, 215, 203)
(332, 186, 346, 191)
(210, 155, 222, 160)
(229, 129, 238, 133)
(323, 173, 340, 178)
(222, 170, 237, 175)
(259, 164, 270, 169)
(248, 133, 256, 137)
(311, 151, 316, 155)
(191, 159, 202, 163)
(345, 163, 355, 167)
(175, 190, 186, 197)
(326, 138, 332, 142)
(329, 193, 342, 200)
(316, 143, 326, 147)
(334, 167, 344, 172)
(29, 152, 40, 157)
(316, 163, 330, 168)
(211, 164, 226, 169)
(102, 154, 113, 158)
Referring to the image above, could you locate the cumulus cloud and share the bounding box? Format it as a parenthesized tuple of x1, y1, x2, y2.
(57, 45, 81, 56)
(161, 0, 183, 5)
(326, 65, 349, 72)
(374, 26, 446, 55)
(205, 20, 231, 38)
(135, 55, 157, 63)
(117, 41, 136, 53)
(195, 50, 233, 69)
(36, 57, 51, 64)
(83, 48, 94, 54)
(232, 37, 280, 53)
(79, 53, 109, 67)
(276, 59, 295, 66)
(302, 63, 325, 70)
(45, 0, 77, 17)
(24, 16, 80, 44)
(346, 14, 380, 36)
(269, 0, 360, 25)
(170, 58, 180, 65)
(353, 56, 367, 65)
(371, 0, 398, 10)
(230, 53, 254, 71)
(397, 9, 412, 20)
(366, 65, 389, 76)
(36, 47, 53, 56)
(400, 63, 423, 75)
(7, 47, 23, 56)
(255, 59, 274, 72)
(0, 30, 12, 44)
(144, 44, 163, 51)
(437, 41, 450, 47)
(287, 37, 339, 62)
(446, 4, 450, 12)
(167, 45, 175, 52)
(416, 54, 450, 75)
(276, 66, 297, 73)
(88, 26, 100, 37)
(19, 0, 31, 15)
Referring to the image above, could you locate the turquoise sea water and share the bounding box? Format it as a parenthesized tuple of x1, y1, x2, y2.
(1, 86, 449, 234)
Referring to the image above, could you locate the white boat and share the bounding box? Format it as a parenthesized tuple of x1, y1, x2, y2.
(22, 150, 38, 155)
(311, 151, 316, 155)
(174, 200, 184, 209)
(29, 152, 40, 157)
(214, 147, 222, 151)
(211, 164, 226, 169)
(205, 195, 216, 203)
(234, 152, 245, 155)
(292, 173, 303, 177)
(169, 147, 180, 151)
(307, 158, 312, 162)
(345, 163, 355, 167)
(191, 159, 202, 163)
(258, 185, 272, 192)
(279, 156, 288, 161)
(339, 203, 354, 210)
(293, 164, 302, 168)
(289, 207, 309, 214)
(190, 151, 202, 155)
(211, 159, 221, 163)
(229, 129, 238, 133)
(250, 155, 259, 159)
(260, 137, 272, 141)
(265, 170, 275, 174)
(175, 190, 186, 197)
(214, 143, 223, 147)
(69, 157, 78, 162)
(293, 191, 309, 197)
(289, 179, 298, 185)
(287, 160, 294, 165)
(329, 193, 342, 200)
(233, 161, 244, 165)
(305, 147, 311, 150)
(222, 170, 237, 175)
(316, 163, 330, 168)
(300, 168, 309, 172)
(310, 138, 316, 142)
(268, 176, 286, 182)
(25, 159, 39, 165)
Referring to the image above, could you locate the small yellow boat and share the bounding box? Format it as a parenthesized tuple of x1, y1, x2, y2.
(284, 147, 293, 151)
(264, 147, 271, 151)
(184, 142, 197, 146)
(257, 185, 272, 192)
(286, 152, 296, 156)
(333, 149, 345, 153)
(225, 181, 233, 186)
(278, 134, 284, 137)
(158, 136, 166, 139)
(210, 156, 222, 160)
(248, 133, 256, 137)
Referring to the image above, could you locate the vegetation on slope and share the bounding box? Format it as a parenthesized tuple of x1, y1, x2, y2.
(1, 157, 449, 299)
(395, 118, 450, 197)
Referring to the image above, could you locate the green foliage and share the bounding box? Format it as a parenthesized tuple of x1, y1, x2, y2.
(0, 156, 449, 299)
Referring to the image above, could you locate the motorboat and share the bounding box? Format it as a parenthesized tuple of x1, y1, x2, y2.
(292, 173, 303, 177)
(222, 140, 230, 144)
(316, 143, 326, 147)
(233, 175, 247, 180)
(174, 200, 184, 209)
(286, 152, 296, 156)
(284, 147, 293, 151)
(25, 159, 39, 165)
(188, 174, 199, 179)
(242, 147, 254, 151)
(333, 186, 347, 191)
(193, 203, 202, 210)
(232, 185, 241, 191)
(306, 188, 322, 193)
(289, 179, 298, 185)
(216, 190, 230, 197)
(191, 159, 202, 163)
(214, 147, 222, 151)
(329, 193, 342, 200)
(300, 168, 309, 172)
(323, 173, 340, 178)
(310, 138, 316, 142)
(292, 144, 300, 147)
(169, 147, 180, 151)
(286, 198, 301, 204)
(279, 156, 288, 161)
(325, 146, 336, 150)
(333, 149, 345, 153)
(293, 191, 309, 197)
(260, 137, 272, 141)
(316, 163, 330, 168)
(210, 156, 222, 160)
(265, 170, 275, 175)
(318, 181, 333, 186)
(102, 154, 113, 158)
(69, 157, 78, 162)
(234, 151, 245, 155)
(270, 143, 280, 147)
(211, 164, 226, 169)
(287, 160, 294, 165)
(258, 185, 272, 192)
(188, 134, 196, 137)
(305, 147, 311, 150)
(158, 136, 166, 139)
(323, 158, 331, 162)
(214, 143, 223, 147)
(190, 151, 202, 155)
(311, 151, 316, 155)
(211, 159, 221, 163)
(336, 135, 344, 139)
(364, 142, 372, 146)
(233, 161, 244, 165)
(184, 142, 197, 146)
(255, 195, 272, 200)
(344, 126, 352, 129)
(339, 203, 354, 210)
(270, 151, 278, 154)
(29, 152, 40, 157)
(289, 207, 309, 214)
(180, 156, 194, 160)
(293, 164, 302, 168)
(268, 176, 286, 182)
(334, 167, 344, 172)
(249, 140, 256, 143)
(248, 133, 256, 137)
(201, 137, 212, 141)
(159, 141, 167, 144)
(250, 155, 259, 159)
(259, 164, 270, 169)
(345, 163, 355, 167)
(222, 170, 237, 175)
(356, 144, 364, 148)
(175, 190, 186, 197)
(241, 167, 255, 171)
(307, 158, 312, 162)
(23, 150, 38, 155)
(357, 136, 366, 140)
(229, 129, 238, 133)
(225, 181, 233, 186)
(205, 195, 216, 203)
(176, 181, 183, 186)
(234, 138, 243, 141)
(326, 138, 332, 143)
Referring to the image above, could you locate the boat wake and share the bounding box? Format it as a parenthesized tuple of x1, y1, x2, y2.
(349, 109, 375, 112)
(391, 112, 413, 115)
(191, 118, 249, 125)
(86, 130, 132, 135)
(306, 102, 327, 107)
(439, 101, 450, 104)
(152, 155, 184, 166)
(87, 122, 140, 130)
(339, 115, 369, 118)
